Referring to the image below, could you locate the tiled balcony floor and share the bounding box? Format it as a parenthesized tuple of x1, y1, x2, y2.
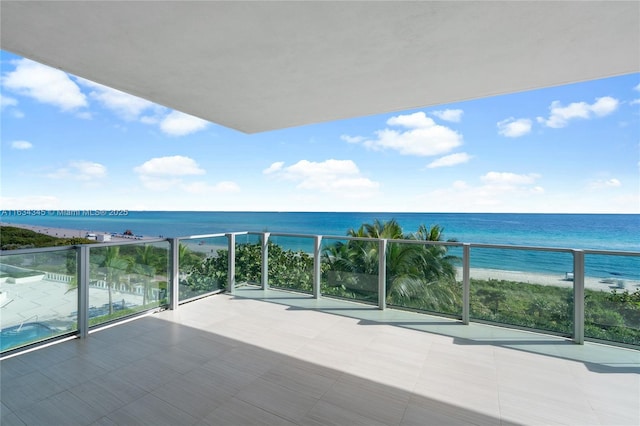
(2, 287, 639, 425)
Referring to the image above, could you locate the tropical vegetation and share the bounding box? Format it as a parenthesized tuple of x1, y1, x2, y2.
(0, 225, 95, 250)
(2, 222, 638, 346)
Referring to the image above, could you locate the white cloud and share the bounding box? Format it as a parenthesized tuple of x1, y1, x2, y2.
(0, 93, 18, 108)
(629, 99, 640, 106)
(340, 135, 366, 144)
(11, 140, 33, 150)
(2, 59, 87, 111)
(589, 178, 622, 189)
(481, 171, 540, 186)
(426, 152, 472, 168)
(78, 78, 156, 120)
(134, 156, 211, 192)
(537, 96, 619, 128)
(266, 159, 379, 197)
(159, 111, 209, 136)
(418, 172, 545, 212)
(48, 161, 107, 181)
(387, 111, 434, 128)
(134, 155, 205, 176)
(344, 112, 463, 157)
(497, 117, 532, 137)
(590, 97, 619, 116)
(431, 109, 463, 122)
(634, 83, 640, 92)
(263, 162, 284, 174)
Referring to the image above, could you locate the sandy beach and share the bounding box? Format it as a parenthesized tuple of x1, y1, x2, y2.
(456, 267, 640, 293)
(1, 222, 152, 242)
(2, 222, 638, 293)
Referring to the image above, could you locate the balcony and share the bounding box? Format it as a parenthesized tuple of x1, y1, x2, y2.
(1, 232, 639, 425)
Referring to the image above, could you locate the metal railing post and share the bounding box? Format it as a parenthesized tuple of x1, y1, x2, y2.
(227, 233, 236, 294)
(462, 243, 470, 324)
(261, 232, 270, 290)
(573, 249, 585, 344)
(378, 239, 387, 310)
(77, 245, 90, 338)
(313, 235, 322, 299)
(170, 238, 180, 310)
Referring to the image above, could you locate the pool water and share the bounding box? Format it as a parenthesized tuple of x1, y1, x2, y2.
(1, 322, 56, 351)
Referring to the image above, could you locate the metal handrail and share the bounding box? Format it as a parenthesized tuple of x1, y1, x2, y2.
(1, 231, 638, 353)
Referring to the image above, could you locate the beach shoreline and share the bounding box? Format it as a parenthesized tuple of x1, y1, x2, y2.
(456, 267, 639, 293)
(2, 222, 638, 293)
(0, 221, 153, 242)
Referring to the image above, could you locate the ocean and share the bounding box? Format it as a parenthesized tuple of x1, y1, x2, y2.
(2, 211, 639, 280)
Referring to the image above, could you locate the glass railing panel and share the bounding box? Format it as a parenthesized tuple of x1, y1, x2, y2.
(386, 241, 462, 316)
(584, 252, 640, 346)
(235, 233, 262, 285)
(0, 247, 78, 352)
(469, 246, 573, 335)
(178, 235, 228, 301)
(320, 237, 379, 304)
(267, 235, 314, 294)
(88, 241, 170, 327)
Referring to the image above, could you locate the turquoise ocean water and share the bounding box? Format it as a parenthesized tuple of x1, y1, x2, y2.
(2, 212, 639, 280)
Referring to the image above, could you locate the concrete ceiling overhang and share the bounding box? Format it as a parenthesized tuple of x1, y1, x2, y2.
(1, 1, 639, 134)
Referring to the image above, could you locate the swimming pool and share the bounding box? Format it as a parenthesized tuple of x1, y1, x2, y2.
(1, 322, 56, 352)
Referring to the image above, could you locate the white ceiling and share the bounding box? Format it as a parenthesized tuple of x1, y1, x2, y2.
(2, 1, 638, 134)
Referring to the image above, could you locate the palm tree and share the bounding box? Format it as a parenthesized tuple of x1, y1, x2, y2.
(323, 220, 460, 310)
(411, 224, 458, 283)
(99, 247, 129, 315)
(133, 245, 158, 306)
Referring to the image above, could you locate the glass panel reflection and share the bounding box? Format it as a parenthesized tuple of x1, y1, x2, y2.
(469, 246, 573, 335)
(178, 236, 228, 301)
(584, 252, 640, 345)
(321, 238, 379, 304)
(0, 248, 78, 352)
(267, 235, 314, 294)
(89, 241, 169, 326)
(386, 241, 462, 316)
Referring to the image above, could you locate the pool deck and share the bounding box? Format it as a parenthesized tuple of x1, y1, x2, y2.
(2, 287, 639, 425)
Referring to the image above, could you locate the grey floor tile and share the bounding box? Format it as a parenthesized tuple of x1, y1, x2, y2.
(89, 415, 120, 426)
(39, 355, 109, 389)
(214, 345, 284, 376)
(107, 393, 199, 426)
(0, 412, 27, 426)
(0, 370, 66, 411)
(108, 356, 181, 392)
(0, 401, 12, 418)
(152, 370, 236, 420)
(11, 340, 77, 367)
(69, 378, 137, 415)
(300, 399, 389, 426)
(3, 290, 639, 426)
(198, 396, 298, 426)
(12, 390, 104, 426)
(234, 377, 319, 422)
(260, 360, 338, 399)
(320, 374, 410, 426)
(0, 356, 36, 381)
(81, 371, 148, 403)
(197, 361, 261, 394)
(143, 345, 210, 375)
(401, 395, 500, 426)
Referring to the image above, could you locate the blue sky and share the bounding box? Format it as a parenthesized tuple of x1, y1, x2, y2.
(1, 50, 639, 213)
